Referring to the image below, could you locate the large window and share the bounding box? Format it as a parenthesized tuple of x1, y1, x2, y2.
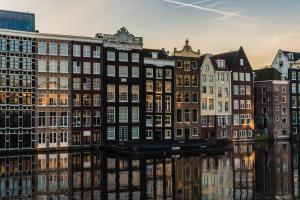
(119, 66, 128, 77)
(132, 127, 139, 139)
(38, 77, 47, 89)
(132, 107, 139, 122)
(93, 78, 101, 90)
(119, 85, 128, 102)
(93, 46, 101, 58)
(38, 42, 46, 55)
(155, 115, 162, 126)
(107, 85, 115, 102)
(49, 77, 57, 90)
(60, 77, 68, 90)
(83, 111, 91, 127)
(60, 61, 68, 73)
(119, 52, 128, 62)
(107, 107, 115, 123)
(73, 61, 81, 74)
(146, 95, 153, 112)
(83, 78, 91, 90)
(83, 45, 91, 57)
(132, 53, 139, 62)
(83, 62, 91, 74)
(93, 111, 101, 126)
(132, 85, 139, 102)
(107, 51, 115, 61)
(107, 127, 115, 140)
(146, 115, 153, 127)
(165, 96, 171, 112)
(60, 43, 68, 56)
(107, 65, 115, 77)
(73, 78, 81, 90)
(146, 81, 153, 92)
(155, 96, 162, 112)
(119, 107, 128, 123)
(73, 45, 81, 57)
(49, 43, 57, 55)
(94, 94, 101, 106)
(38, 112, 46, 127)
(38, 60, 47, 72)
(49, 112, 57, 127)
(60, 112, 69, 127)
(132, 66, 139, 78)
(93, 63, 101, 74)
(73, 111, 81, 127)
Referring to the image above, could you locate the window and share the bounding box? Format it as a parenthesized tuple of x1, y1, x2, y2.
(83, 62, 91, 74)
(184, 75, 190, 86)
(191, 76, 198, 87)
(202, 86, 207, 94)
(38, 60, 47, 72)
(282, 96, 286, 103)
(155, 115, 162, 126)
(107, 107, 115, 123)
(132, 66, 139, 78)
(83, 94, 91, 106)
(156, 69, 163, 79)
(83, 45, 91, 57)
(165, 70, 172, 79)
(38, 42, 46, 55)
(73, 78, 81, 90)
(50, 132, 57, 144)
(176, 109, 182, 122)
(93, 111, 101, 126)
(155, 96, 162, 112)
(165, 130, 172, 139)
(119, 85, 128, 102)
(119, 66, 128, 77)
(146, 130, 153, 140)
(240, 100, 245, 109)
(146, 95, 153, 112)
(107, 85, 115, 102)
(176, 75, 182, 87)
(246, 86, 251, 95)
(184, 61, 190, 71)
(107, 127, 115, 140)
(49, 60, 57, 73)
(38, 112, 46, 127)
(107, 51, 115, 61)
(245, 73, 251, 81)
(146, 68, 153, 78)
(209, 86, 214, 94)
(233, 72, 239, 81)
(73, 94, 81, 106)
(132, 53, 139, 62)
(177, 60, 182, 68)
(146, 115, 153, 127)
(233, 114, 239, 125)
(165, 115, 172, 126)
(132, 127, 139, 139)
(107, 65, 115, 77)
(209, 99, 214, 110)
(60, 112, 69, 127)
(49, 43, 57, 55)
(93, 63, 101, 74)
(165, 82, 172, 93)
(93, 46, 101, 58)
(132, 85, 139, 102)
(60, 43, 68, 56)
(202, 99, 207, 110)
(184, 109, 190, 122)
(49, 77, 57, 90)
(156, 81, 162, 93)
(60, 77, 68, 90)
(184, 92, 190, 103)
(176, 129, 183, 137)
(60, 61, 68, 73)
(239, 73, 244, 81)
(192, 109, 198, 122)
(165, 96, 171, 112)
(38, 133, 46, 144)
(73, 61, 81, 74)
(83, 78, 91, 90)
(132, 107, 139, 122)
(73, 111, 81, 127)
(93, 94, 101, 106)
(192, 92, 198, 103)
(246, 100, 251, 109)
(73, 45, 81, 57)
(93, 78, 101, 90)
(201, 117, 207, 127)
(38, 77, 47, 89)
(119, 52, 128, 62)
(240, 59, 244, 66)
(192, 61, 197, 69)
(119, 107, 128, 123)
(218, 87, 222, 97)
(192, 128, 198, 136)
(49, 112, 57, 127)
(217, 60, 225, 68)
(240, 85, 245, 95)
(146, 81, 153, 92)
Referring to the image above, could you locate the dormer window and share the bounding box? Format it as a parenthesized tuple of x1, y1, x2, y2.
(217, 60, 225, 68)
(288, 53, 294, 60)
(240, 59, 244, 66)
(152, 52, 158, 59)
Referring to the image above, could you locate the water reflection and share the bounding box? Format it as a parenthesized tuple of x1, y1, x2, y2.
(0, 142, 299, 199)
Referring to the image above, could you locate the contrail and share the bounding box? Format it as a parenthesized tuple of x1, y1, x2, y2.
(164, 0, 255, 21)
(175, 0, 212, 8)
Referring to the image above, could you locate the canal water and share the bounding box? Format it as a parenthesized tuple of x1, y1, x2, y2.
(0, 141, 299, 200)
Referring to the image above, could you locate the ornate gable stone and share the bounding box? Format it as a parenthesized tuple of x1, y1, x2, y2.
(174, 39, 200, 58)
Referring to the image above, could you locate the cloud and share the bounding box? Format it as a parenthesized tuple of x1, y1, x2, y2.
(163, 0, 255, 21)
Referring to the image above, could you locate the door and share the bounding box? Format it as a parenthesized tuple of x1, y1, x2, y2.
(185, 128, 190, 140)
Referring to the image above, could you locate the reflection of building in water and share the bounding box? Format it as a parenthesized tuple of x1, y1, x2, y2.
(0, 155, 34, 199)
(70, 151, 101, 200)
(292, 143, 299, 199)
(233, 143, 255, 200)
(201, 154, 233, 200)
(274, 142, 292, 198)
(36, 153, 70, 200)
(175, 156, 202, 199)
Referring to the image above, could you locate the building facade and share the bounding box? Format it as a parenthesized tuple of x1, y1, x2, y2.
(0, 10, 35, 32)
(173, 40, 202, 141)
(254, 68, 290, 139)
(214, 47, 254, 142)
(71, 39, 102, 148)
(0, 29, 35, 150)
(271, 49, 300, 139)
(101, 27, 143, 145)
(36, 35, 72, 150)
(143, 49, 175, 142)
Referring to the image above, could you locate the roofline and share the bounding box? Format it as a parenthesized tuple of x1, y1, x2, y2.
(254, 80, 289, 84)
(0, 9, 35, 16)
(0, 28, 103, 43)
